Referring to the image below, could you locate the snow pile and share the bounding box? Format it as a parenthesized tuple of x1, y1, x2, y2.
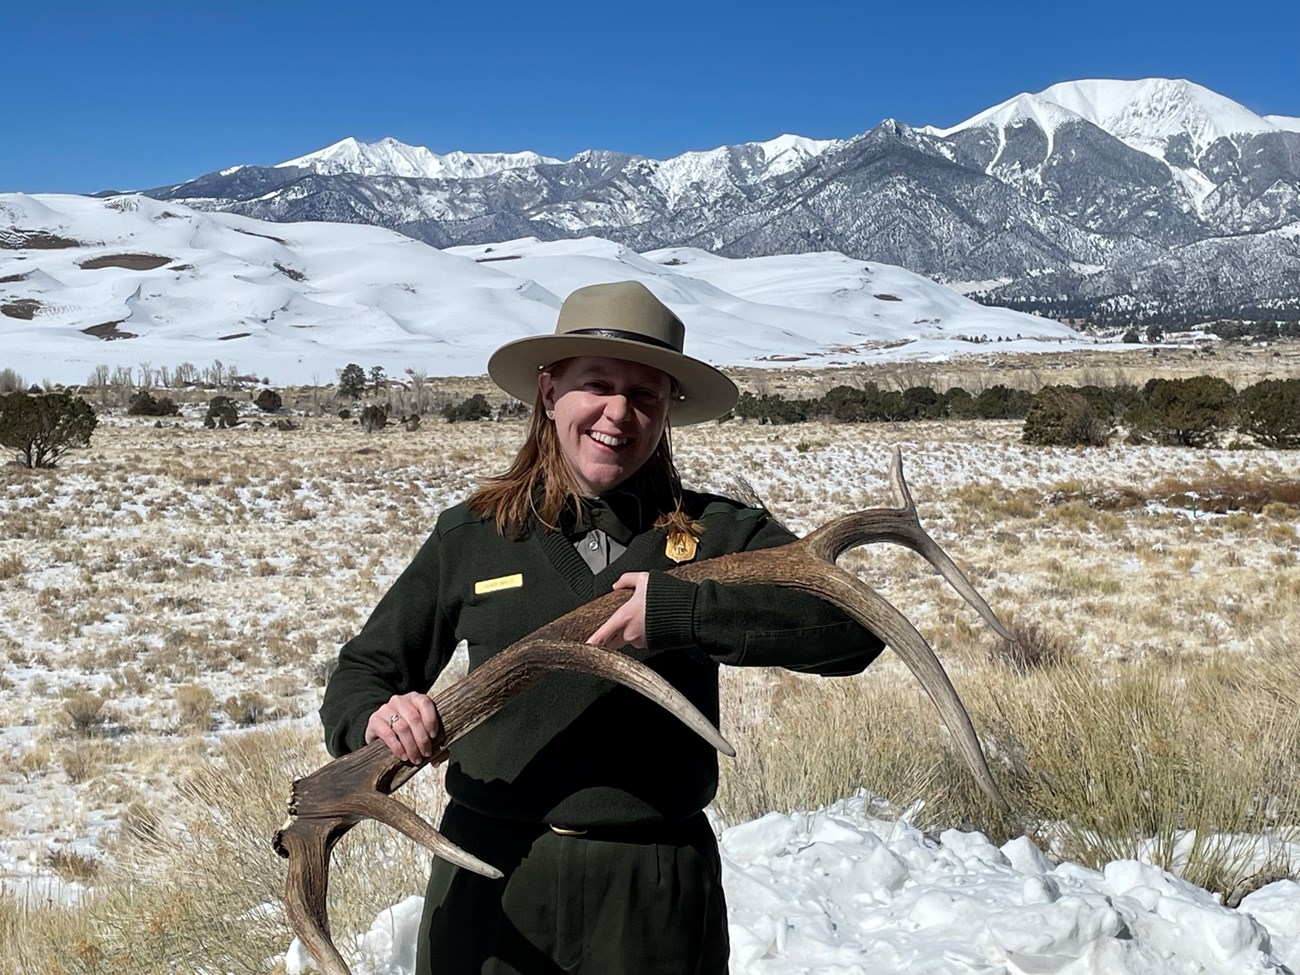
(286, 794, 1298, 974)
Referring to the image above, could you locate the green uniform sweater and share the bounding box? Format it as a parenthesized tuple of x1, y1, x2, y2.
(320, 489, 883, 827)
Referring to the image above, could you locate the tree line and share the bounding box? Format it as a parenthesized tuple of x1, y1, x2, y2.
(4, 373, 1299, 470)
(733, 377, 1300, 449)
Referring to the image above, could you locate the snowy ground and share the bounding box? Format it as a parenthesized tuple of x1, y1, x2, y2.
(2, 415, 1299, 974)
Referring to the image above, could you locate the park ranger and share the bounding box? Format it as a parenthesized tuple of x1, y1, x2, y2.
(321, 281, 884, 974)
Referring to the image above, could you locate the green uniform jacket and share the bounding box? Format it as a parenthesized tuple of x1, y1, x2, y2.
(320, 490, 883, 827)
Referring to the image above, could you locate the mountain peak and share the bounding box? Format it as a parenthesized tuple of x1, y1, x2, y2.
(923, 93, 1080, 139)
(276, 137, 562, 180)
(925, 77, 1286, 163)
(1034, 78, 1278, 155)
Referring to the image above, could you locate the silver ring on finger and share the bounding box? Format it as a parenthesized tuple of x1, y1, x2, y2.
(388, 713, 401, 726)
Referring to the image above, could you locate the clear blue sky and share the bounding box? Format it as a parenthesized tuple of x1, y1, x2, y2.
(5, 0, 1297, 194)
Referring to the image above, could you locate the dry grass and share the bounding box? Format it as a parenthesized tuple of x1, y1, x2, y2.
(0, 725, 450, 975)
(715, 646, 1300, 898)
(1, 388, 1299, 971)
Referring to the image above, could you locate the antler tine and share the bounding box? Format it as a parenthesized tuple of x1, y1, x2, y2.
(275, 817, 352, 975)
(803, 447, 1013, 641)
(750, 557, 1002, 810)
(434, 639, 734, 758)
(275, 640, 734, 975)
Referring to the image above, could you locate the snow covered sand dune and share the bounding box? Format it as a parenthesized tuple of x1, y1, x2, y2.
(0, 193, 1086, 388)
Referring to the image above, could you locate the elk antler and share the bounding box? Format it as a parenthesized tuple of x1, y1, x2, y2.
(275, 448, 1011, 973)
(274, 639, 734, 975)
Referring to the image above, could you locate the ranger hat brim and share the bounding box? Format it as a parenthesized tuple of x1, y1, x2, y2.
(487, 281, 738, 425)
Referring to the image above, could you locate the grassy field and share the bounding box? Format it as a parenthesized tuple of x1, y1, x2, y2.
(2, 349, 1299, 972)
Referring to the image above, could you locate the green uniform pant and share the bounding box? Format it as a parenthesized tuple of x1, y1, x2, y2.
(417, 803, 729, 975)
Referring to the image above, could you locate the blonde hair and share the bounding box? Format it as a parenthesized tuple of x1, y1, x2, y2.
(468, 367, 698, 540)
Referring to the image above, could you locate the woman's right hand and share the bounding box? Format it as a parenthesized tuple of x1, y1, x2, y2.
(364, 692, 442, 764)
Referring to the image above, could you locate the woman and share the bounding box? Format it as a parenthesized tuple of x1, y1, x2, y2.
(320, 281, 884, 974)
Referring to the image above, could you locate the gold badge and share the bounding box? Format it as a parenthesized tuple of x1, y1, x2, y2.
(665, 532, 698, 563)
(474, 573, 523, 595)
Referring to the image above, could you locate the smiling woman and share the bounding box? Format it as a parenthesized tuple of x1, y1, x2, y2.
(539, 356, 672, 497)
(319, 280, 886, 975)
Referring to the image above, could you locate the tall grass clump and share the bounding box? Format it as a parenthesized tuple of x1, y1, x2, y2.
(3, 725, 448, 975)
(716, 645, 1300, 899)
(989, 655, 1298, 892)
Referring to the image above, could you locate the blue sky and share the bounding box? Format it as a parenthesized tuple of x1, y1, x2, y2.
(5, 0, 1297, 194)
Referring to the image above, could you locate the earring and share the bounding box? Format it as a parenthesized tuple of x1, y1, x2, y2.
(546, 410, 555, 419)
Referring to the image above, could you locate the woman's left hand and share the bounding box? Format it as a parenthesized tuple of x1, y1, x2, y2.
(587, 571, 650, 649)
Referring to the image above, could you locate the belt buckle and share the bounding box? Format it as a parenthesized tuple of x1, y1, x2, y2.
(549, 824, 588, 836)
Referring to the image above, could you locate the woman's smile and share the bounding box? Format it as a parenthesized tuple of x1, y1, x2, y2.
(541, 356, 672, 496)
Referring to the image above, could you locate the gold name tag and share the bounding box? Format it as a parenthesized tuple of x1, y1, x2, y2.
(474, 573, 523, 595)
(665, 532, 698, 563)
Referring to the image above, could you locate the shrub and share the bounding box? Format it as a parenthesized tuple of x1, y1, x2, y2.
(1129, 376, 1236, 447)
(63, 692, 105, 734)
(203, 396, 240, 429)
(176, 685, 215, 731)
(359, 404, 388, 433)
(0, 391, 98, 468)
(819, 385, 873, 422)
(992, 619, 1075, 673)
(944, 387, 976, 419)
(900, 385, 945, 420)
(497, 400, 528, 419)
(442, 393, 493, 423)
(1022, 385, 1110, 446)
(1237, 379, 1300, 448)
(127, 389, 180, 417)
(222, 691, 273, 726)
(974, 384, 1033, 420)
(253, 388, 283, 413)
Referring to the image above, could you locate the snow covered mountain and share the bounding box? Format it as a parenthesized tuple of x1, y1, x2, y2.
(0, 193, 1083, 387)
(139, 79, 1300, 324)
(277, 136, 562, 180)
(933, 79, 1286, 160)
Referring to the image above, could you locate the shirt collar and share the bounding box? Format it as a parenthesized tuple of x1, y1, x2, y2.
(573, 489, 645, 546)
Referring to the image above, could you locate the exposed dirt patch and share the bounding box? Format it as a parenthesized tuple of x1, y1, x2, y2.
(274, 262, 306, 282)
(233, 227, 287, 245)
(0, 272, 29, 284)
(0, 229, 82, 249)
(218, 332, 251, 341)
(1, 298, 41, 319)
(874, 293, 902, 301)
(78, 254, 172, 271)
(475, 254, 522, 263)
(81, 321, 138, 340)
(169, 263, 194, 272)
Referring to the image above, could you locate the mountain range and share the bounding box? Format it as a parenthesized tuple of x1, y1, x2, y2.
(138, 78, 1300, 324)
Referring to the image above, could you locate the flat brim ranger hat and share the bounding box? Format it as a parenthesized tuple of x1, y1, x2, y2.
(488, 280, 739, 425)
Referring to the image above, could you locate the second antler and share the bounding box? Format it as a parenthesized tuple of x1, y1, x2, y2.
(274, 448, 1013, 974)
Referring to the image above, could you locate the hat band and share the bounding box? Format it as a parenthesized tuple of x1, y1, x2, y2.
(566, 328, 679, 353)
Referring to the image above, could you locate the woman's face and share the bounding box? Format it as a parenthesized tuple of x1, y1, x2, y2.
(540, 355, 673, 496)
